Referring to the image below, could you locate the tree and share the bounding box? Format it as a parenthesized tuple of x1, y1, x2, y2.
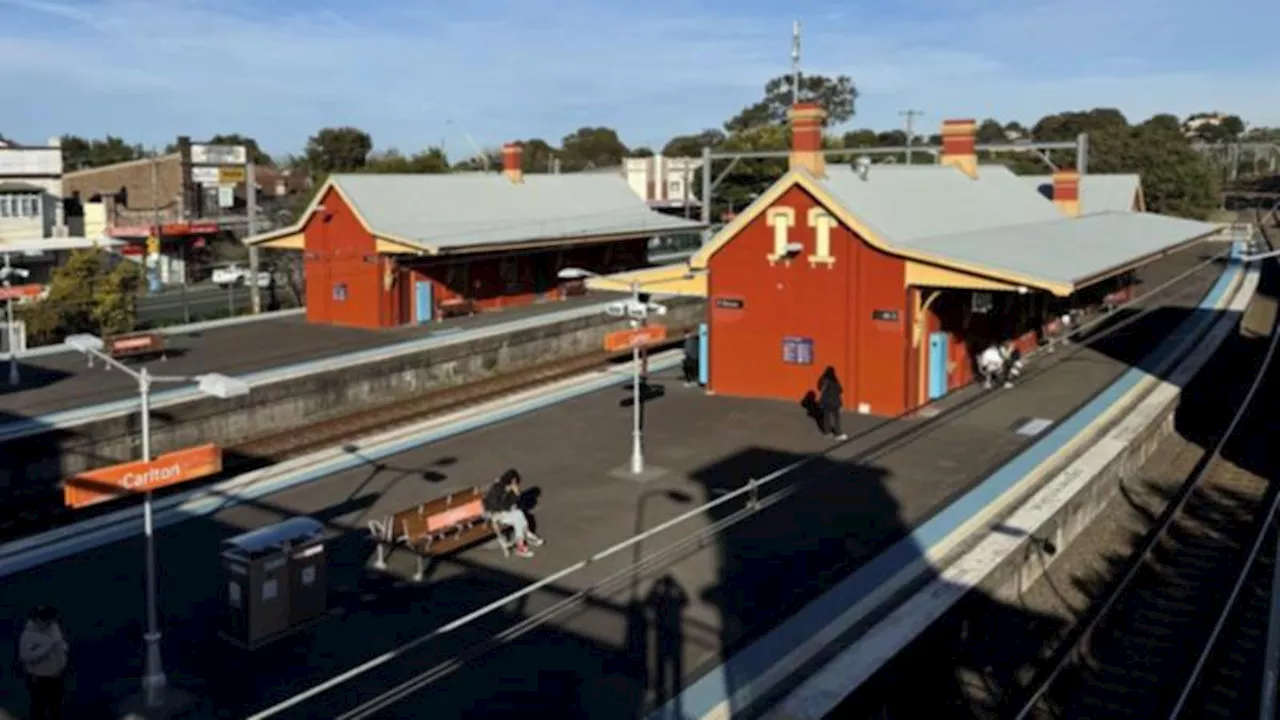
(629, 147, 655, 158)
(304, 127, 373, 177)
(362, 147, 450, 174)
(60, 135, 145, 171)
(559, 127, 629, 170)
(724, 74, 858, 132)
(663, 130, 726, 158)
(1140, 114, 1182, 136)
(208, 134, 272, 166)
(515, 138, 558, 173)
(976, 119, 1007, 144)
(19, 248, 141, 345)
(710, 124, 790, 214)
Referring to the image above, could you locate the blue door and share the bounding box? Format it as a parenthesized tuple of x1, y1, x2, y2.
(928, 332, 949, 400)
(414, 281, 433, 324)
(698, 323, 709, 386)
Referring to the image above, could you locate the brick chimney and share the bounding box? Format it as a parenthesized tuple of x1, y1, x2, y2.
(939, 119, 979, 179)
(787, 102, 827, 177)
(1051, 170, 1081, 217)
(502, 142, 523, 184)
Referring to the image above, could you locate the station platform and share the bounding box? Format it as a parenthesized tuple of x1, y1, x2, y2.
(0, 291, 621, 420)
(0, 248, 1231, 718)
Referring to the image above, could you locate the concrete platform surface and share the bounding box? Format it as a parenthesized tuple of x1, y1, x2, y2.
(0, 253, 1225, 719)
(0, 292, 621, 419)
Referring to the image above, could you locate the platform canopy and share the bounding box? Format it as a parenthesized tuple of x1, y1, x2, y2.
(245, 173, 706, 255)
(691, 164, 1222, 297)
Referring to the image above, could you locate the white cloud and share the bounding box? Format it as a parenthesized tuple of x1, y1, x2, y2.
(0, 0, 1276, 155)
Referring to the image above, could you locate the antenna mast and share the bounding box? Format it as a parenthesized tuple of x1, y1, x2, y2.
(791, 20, 802, 105)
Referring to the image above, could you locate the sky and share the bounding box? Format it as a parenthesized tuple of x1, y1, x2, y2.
(1, 0, 1278, 158)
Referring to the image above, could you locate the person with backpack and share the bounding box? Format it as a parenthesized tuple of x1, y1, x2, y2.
(482, 469, 544, 558)
(18, 605, 68, 720)
(681, 329, 700, 387)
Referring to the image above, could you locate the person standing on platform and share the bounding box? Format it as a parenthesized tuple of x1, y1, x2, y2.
(682, 329, 700, 387)
(18, 605, 68, 720)
(817, 367, 848, 441)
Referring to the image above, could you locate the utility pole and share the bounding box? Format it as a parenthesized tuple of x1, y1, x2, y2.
(791, 20, 802, 104)
(900, 110, 924, 164)
(149, 152, 163, 298)
(247, 160, 260, 314)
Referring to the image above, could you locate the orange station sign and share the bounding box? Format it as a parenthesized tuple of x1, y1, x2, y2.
(63, 444, 224, 509)
(0, 284, 43, 301)
(603, 325, 668, 352)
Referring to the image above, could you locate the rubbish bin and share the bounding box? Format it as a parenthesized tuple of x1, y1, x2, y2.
(220, 516, 328, 649)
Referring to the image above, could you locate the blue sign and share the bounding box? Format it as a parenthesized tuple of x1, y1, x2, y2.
(782, 336, 814, 365)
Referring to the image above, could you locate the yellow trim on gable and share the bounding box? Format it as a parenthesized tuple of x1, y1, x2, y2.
(374, 236, 427, 255)
(257, 232, 305, 250)
(584, 264, 707, 297)
(244, 179, 431, 254)
(691, 170, 1075, 296)
(904, 262, 1024, 293)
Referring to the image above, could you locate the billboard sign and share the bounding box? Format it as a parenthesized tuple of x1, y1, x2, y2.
(190, 144, 247, 166)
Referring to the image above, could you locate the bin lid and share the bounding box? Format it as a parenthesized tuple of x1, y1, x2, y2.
(222, 516, 325, 557)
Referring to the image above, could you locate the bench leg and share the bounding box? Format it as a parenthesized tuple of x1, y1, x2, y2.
(373, 542, 388, 570)
(412, 554, 427, 583)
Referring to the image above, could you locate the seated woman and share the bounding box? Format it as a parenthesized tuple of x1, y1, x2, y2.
(482, 469, 545, 558)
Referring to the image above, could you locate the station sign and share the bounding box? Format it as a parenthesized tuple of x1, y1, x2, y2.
(604, 325, 667, 352)
(63, 444, 223, 509)
(190, 144, 247, 165)
(218, 166, 246, 184)
(0, 284, 42, 301)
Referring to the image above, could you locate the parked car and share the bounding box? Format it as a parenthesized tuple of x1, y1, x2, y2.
(212, 264, 272, 288)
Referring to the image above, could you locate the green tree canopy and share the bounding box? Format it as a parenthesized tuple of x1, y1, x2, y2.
(19, 248, 141, 345)
(362, 147, 450, 174)
(663, 130, 726, 158)
(60, 135, 145, 171)
(725, 74, 857, 132)
(559, 127, 629, 170)
(304, 127, 373, 177)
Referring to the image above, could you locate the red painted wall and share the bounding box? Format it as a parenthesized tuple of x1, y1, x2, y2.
(303, 188, 386, 329)
(706, 185, 909, 416)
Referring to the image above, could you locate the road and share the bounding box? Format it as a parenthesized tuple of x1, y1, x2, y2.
(136, 282, 300, 326)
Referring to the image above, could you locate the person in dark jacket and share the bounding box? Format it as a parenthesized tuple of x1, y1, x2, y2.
(817, 367, 848, 441)
(482, 469, 543, 558)
(682, 330, 700, 387)
(19, 605, 68, 720)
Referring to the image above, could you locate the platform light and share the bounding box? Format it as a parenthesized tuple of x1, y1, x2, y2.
(65, 333, 106, 353)
(196, 373, 251, 399)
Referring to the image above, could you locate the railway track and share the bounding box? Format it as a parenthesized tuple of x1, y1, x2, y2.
(0, 247, 1231, 557)
(0, 333, 692, 542)
(1009, 314, 1279, 719)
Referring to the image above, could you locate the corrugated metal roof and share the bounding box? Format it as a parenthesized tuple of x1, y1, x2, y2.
(1021, 173, 1141, 213)
(815, 164, 1063, 242)
(898, 211, 1219, 286)
(330, 173, 704, 252)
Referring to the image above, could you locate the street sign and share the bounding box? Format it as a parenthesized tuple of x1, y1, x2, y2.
(218, 166, 246, 184)
(604, 325, 667, 352)
(63, 444, 223, 509)
(191, 144, 247, 165)
(190, 167, 220, 186)
(146, 235, 160, 255)
(218, 185, 235, 208)
(0, 284, 42, 301)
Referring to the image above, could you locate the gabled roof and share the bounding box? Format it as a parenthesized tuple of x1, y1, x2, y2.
(898, 211, 1219, 288)
(246, 172, 704, 254)
(816, 164, 1062, 241)
(691, 164, 1221, 296)
(1021, 173, 1143, 213)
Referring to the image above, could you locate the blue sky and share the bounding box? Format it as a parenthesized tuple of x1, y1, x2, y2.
(1, 0, 1277, 158)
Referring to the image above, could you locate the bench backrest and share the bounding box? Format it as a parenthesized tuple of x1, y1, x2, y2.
(109, 333, 163, 354)
(389, 487, 486, 541)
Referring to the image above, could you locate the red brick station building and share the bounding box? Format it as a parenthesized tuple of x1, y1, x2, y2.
(246, 144, 703, 328)
(689, 104, 1222, 417)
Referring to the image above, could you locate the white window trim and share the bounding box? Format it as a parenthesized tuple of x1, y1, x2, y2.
(807, 207, 837, 267)
(766, 206, 796, 264)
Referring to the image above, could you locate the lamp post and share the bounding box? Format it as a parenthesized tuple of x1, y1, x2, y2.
(64, 333, 250, 708)
(1, 256, 31, 386)
(558, 268, 690, 476)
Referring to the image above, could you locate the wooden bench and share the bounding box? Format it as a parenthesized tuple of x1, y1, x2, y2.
(105, 332, 167, 361)
(437, 298, 475, 319)
(367, 487, 511, 581)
